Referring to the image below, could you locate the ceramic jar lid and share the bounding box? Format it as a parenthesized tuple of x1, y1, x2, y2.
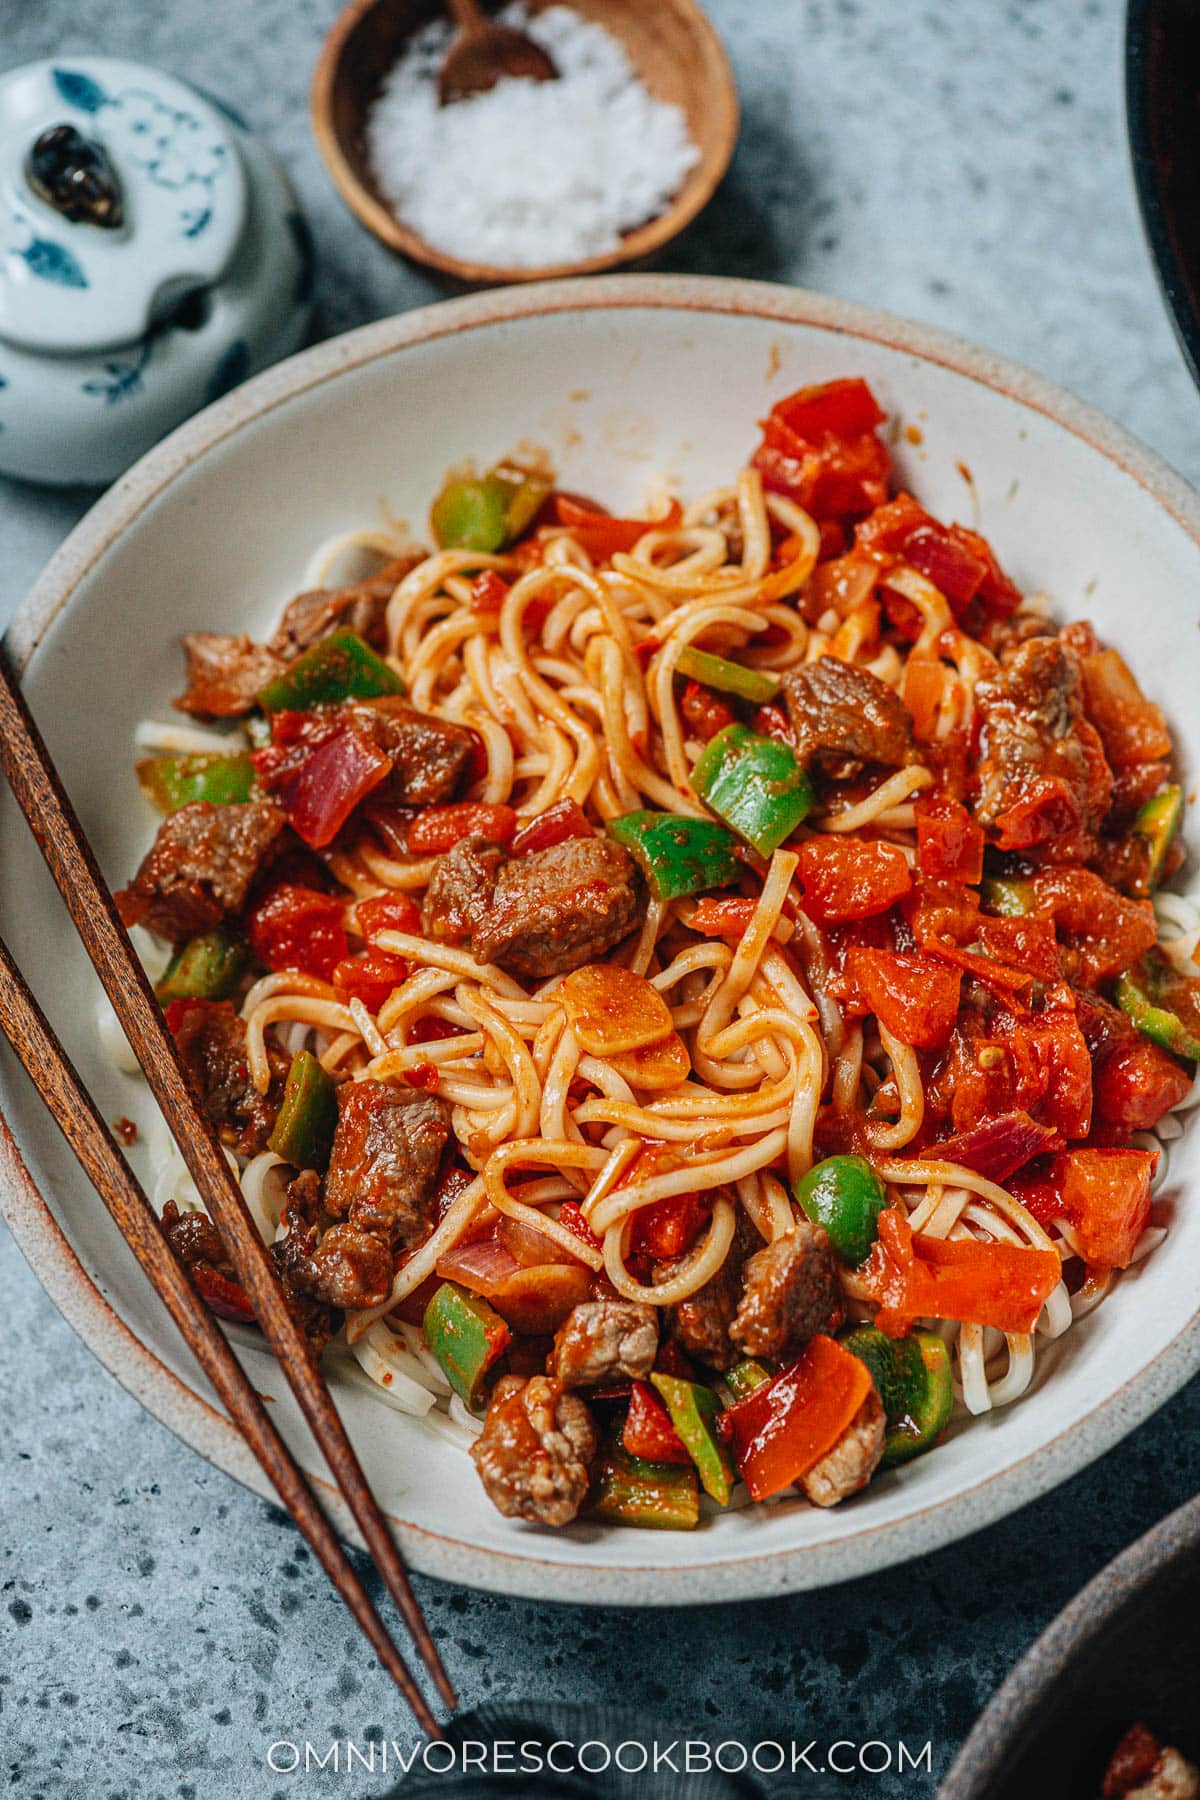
(0, 57, 248, 356)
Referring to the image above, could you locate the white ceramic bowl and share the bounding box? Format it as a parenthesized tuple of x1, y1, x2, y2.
(3, 275, 1199, 1605)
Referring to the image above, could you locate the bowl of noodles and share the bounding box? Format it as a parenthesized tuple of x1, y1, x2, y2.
(3, 275, 1200, 1602)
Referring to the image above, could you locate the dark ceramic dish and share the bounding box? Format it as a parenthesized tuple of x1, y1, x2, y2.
(938, 1494, 1200, 1798)
(1127, 0, 1200, 386)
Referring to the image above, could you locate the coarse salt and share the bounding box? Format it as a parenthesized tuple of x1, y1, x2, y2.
(365, 3, 701, 268)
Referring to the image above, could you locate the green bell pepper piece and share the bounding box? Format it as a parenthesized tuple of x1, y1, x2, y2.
(979, 875, 1035, 917)
(649, 1371, 736, 1505)
(1132, 784, 1183, 894)
(725, 1358, 772, 1400)
(794, 1155, 888, 1267)
(605, 810, 740, 901)
(690, 723, 814, 857)
(588, 1437, 700, 1530)
(675, 645, 782, 705)
(500, 472, 552, 541)
(267, 1050, 339, 1174)
(431, 475, 512, 552)
(156, 929, 248, 1003)
(842, 1325, 953, 1466)
(137, 751, 256, 813)
(1115, 946, 1200, 1061)
(257, 628, 404, 712)
(423, 1282, 511, 1408)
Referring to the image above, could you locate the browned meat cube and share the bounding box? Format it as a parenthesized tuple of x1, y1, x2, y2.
(343, 696, 478, 808)
(116, 800, 287, 945)
(175, 632, 286, 717)
(422, 838, 508, 946)
(170, 998, 286, 1157)
(551, 1300, 658, 1388)
(160, 1199, 226, 1269)
(654, 1219, 759, 1372)
(798, 1388, 886, 1507)
(269, 553, 424, 659)
(973, 635, 1113, 858)
(783, 655, 914, 778)
(729, 1222, 844, 1362)
(306, 1222, 393, 1311)
(470, 1375, 597, 1526)
(424, 835, 641, 980)
(324, 1081, 451, 1248)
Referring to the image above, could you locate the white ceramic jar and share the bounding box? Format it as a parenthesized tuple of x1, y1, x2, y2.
(0, 57, 313, 486)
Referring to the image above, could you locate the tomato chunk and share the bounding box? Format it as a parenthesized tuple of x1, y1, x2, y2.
(356, 890, 421, 939)
(623, 1381, 691, 1464)
(332, 945, 409, 1012)
(247, 884, 348, 982)
(798, 836, 913, 923)
(916, 796, 984, 885)
(406, 803, 517, 855)
(511, 798, 593, 856)
(845, 948, 961, 1049)
(1014, 1148, 1156, 1269)
(632, 1192, 709, 1261)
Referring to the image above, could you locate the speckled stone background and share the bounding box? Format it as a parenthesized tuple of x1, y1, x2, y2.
(2, 1, 1198, 1795)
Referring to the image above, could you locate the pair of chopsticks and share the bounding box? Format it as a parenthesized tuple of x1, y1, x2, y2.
(0, 646, 454, 1736)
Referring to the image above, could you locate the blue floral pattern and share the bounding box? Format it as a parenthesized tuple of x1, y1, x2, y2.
(19, 236, 88, 287)
(80, 336, 152, 404)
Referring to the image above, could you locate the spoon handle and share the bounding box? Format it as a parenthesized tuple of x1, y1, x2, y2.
(447, 0, 489, 34)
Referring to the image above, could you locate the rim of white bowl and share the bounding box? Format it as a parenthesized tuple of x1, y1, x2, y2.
(3, 274, 1200, 1606)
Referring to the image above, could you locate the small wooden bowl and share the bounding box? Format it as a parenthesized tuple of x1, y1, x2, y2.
(311, 0, 740, 285)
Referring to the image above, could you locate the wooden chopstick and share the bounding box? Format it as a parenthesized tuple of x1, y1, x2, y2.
(0, 933, 443, 1738)
(0, 646, 456, 1717)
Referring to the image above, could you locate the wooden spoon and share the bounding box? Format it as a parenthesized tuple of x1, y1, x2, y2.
(438, 0, 558, 105)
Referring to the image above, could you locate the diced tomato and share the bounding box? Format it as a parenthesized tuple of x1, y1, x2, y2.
(949, 522, 1023, 617)
(681, 680, 736, 743)
(1079, 649, 1171, 767)
(388, 1272, 441, 1327)
(247, 884, 348, 982)
(753, 390, 891, 524)
(411, 1014, 460, 1046)
(557, 1199, 602, 1254)
(1029, 868, 1158, 987)
(925, 1110, 1062, 1183)
(935, 1005, 1093, 1140)
(864, 1207, 1061, 1337)
(916, 796, 984, 884)
(855, 495, 1021, 619)
(511, 798, 593, 856)
(816, 518, 847, 561)
(855, 493, 930, 557)
(972, 916, 1063, 985)
(254, 724, 393, 849)
(405, 1062, 440, 1091)
(717, 1335, 875, 1501)
(1091, 1030, 1192, 1136)
(164, 996, 206, 1037)
(622, 1381, 691, 1464)
(632, 1192, 709, 1262)
(356, 890, 421, 939)
(798, 836, 913, 924)
(773, 378, 887, 442)
(192, 1264, 256, 1325)
(554, 494, 682, 560)
(470, 569, 510, 613)
(689, 896, 760, 939)
(1014, 1148, 1156, 1269)
(332, 945, 409, 1012)
(406, 802, 517, 855)
(844, 948, 961, 1050)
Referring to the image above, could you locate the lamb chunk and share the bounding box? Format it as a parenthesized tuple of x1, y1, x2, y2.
(269, 554, 424, 659)
(655, 1217, 760, 1372)
(729, 1222, 844, 1362)
(343, 696, 478, 807)
(551, 1300, 658, 1388)
(175, 631, 286, 718)
(306, 1222, 393, 1311)
(323, 1081, 451, 1248)
(973, 636, 1113, 859)
(1104, 1726, 1200, 1800)
(470, 1375, 597, 1527)
(422, 837, 508, 946)
(116, 801, 287, 945)
(783, 655, 914, 779)
(473, 837, 641, 978)
(170, 998, 286, 1157)
(798, 1388, 886, 1507)
(160, 1199, 225, 1269)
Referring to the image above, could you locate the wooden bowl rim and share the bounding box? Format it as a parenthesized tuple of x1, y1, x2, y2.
(310, 0, 740, 283)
